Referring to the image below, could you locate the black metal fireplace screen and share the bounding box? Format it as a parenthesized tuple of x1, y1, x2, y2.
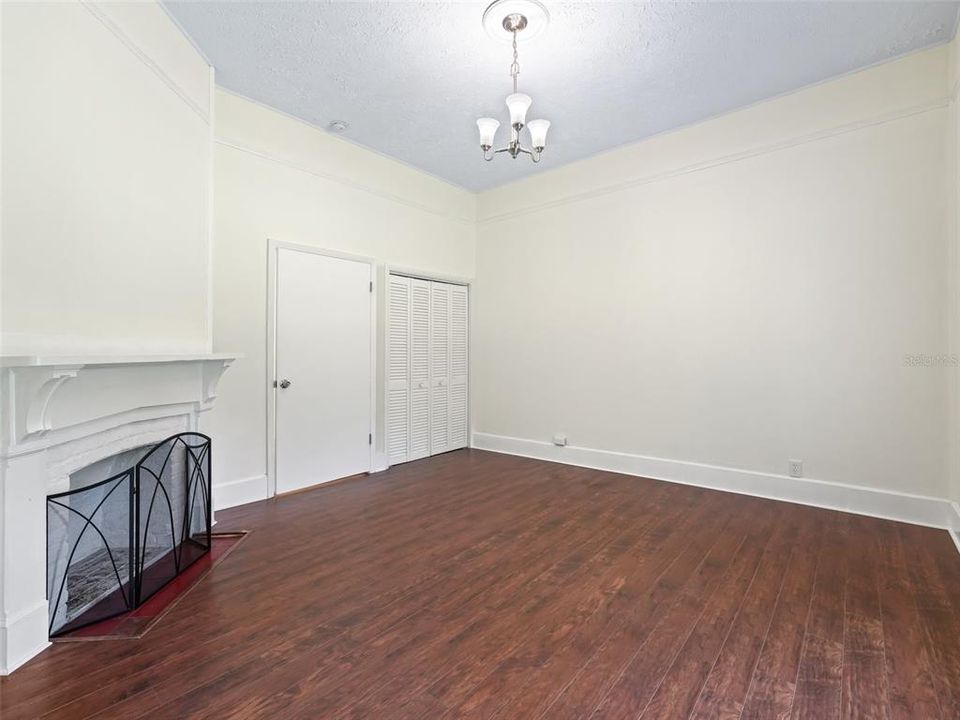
(46, 433, 212, 636)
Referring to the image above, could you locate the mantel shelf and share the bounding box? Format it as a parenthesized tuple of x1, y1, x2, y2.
(1, 353, 239, 454)
(0, 353, 239, 369)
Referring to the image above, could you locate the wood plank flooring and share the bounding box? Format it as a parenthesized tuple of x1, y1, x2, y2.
(3, 449, 960, 719)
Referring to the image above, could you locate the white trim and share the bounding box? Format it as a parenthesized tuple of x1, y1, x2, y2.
(385, 265, 473, 287)
(0, 601, 50, 675)
(266, 241, 278, 497)
(266, 240, 377, 498)
(79, 0, 210, 123)
(213, 475, 268, 511)
(370, 452, 389, 474)
(214, 139, 474, 226)
(478, 97, 949, 225)
(949, 502, 960, 556)
(471, 433, 960, 536)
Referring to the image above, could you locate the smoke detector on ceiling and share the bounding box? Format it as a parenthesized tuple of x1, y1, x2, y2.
(327, 120, 350, 133)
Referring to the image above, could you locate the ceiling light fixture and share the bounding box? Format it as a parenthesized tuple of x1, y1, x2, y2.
(476, 0, 550, 163)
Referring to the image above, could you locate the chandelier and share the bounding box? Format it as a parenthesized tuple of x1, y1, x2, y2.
(476, 0, 551, 163)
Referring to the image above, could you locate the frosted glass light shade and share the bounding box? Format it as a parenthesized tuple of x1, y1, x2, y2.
(527, 119, 550, 149)
(505, 93, 532, 127)
(476, 117, 500, 148)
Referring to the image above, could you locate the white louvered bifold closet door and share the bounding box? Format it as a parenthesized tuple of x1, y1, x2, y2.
(429, 282, 451, 455)
(386, 274, 468, 466)
(408, 279, 432, 461)
(386, 275, 410, 465)
(448, 285, 469, 449)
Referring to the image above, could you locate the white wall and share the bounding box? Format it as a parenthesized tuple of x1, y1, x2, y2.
(473, 46, 953, 501)
(0, 0, 214, 675)
(4, 1, 957, 524)
(210, 90, 475, 508)
(1, 0, 212, 356)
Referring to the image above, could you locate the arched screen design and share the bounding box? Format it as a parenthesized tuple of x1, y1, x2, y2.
(46, 433, 212, 636)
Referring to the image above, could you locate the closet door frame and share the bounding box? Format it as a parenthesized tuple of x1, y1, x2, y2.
(384, 264, 471, 468)
(266, 239, 378, 499)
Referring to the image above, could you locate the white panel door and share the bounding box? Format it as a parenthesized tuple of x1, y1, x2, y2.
(430, 282, 451, 455)
(408, 279, 432, 461)
(386, 275, 410, 465)
(448, 284, 469, 450)
(276, 249, 371, 494)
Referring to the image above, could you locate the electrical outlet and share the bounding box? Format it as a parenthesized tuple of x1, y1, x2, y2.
(788, 459, 803, 478)
(553, 434, 568, 447)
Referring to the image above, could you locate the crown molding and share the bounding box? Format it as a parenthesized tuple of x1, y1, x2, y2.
(80, 0, 210, 123)
(215, 138, 475, 226)
(478, 96, 950, 225)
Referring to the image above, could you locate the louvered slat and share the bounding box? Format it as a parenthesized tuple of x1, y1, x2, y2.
(408, 279, 432, 461)
(448, 284, 469, 450)
(386, 275, 411, 464)
(448, 383, 468, 448)
(430, 282, 450, 454)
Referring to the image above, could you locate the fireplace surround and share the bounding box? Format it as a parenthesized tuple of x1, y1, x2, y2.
(0, 354, 234, 674)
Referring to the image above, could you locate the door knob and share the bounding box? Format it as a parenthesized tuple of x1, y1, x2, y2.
(279, 379, 292, 389)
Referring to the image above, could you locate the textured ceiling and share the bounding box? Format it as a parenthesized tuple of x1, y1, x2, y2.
(164, 1, 960, 192)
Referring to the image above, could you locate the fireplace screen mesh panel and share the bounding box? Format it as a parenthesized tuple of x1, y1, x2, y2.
(46, 433, 212, 636)
(135, 434, 212, 607)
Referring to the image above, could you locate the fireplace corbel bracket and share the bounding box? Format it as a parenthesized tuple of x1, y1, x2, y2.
(10, 365, 84, 443)
(196, 358, 235, 413)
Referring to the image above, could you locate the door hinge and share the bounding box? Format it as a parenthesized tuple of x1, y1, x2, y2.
(368, 433, 373, 445)
(369, 281, 373, 292)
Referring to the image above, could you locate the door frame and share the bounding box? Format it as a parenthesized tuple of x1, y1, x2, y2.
(266, 239, 377, 498)
(383, 264, 472, 469)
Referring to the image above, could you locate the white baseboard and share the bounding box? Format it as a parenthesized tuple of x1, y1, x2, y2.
(950, 502, 960, 556)
(371, 452, 390, 474)
(472, 433, 958, 534)
(213, 474, 268, 510)
(0, 601, 51, 675)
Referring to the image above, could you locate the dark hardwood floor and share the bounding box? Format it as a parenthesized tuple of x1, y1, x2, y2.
(3, 449, 960, 719)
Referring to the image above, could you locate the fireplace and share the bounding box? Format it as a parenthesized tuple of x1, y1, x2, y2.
(46, 433, 212, 636)
(0, 354, 235, 674)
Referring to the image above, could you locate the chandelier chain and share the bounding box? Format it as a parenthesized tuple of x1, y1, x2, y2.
(510, 29, 520, 93)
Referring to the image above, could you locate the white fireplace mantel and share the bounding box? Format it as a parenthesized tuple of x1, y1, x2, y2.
(0, 353, 237, 675)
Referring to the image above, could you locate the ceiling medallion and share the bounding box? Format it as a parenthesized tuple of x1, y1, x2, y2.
(476, 0, 551, 163)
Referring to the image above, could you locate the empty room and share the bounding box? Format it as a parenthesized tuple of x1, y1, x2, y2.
(3, 0, 960, 718)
